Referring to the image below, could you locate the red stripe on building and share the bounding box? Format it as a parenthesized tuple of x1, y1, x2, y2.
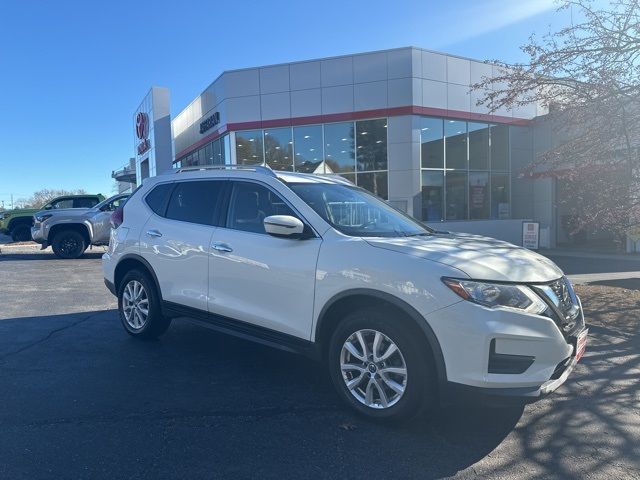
(174, 105, 531, 160)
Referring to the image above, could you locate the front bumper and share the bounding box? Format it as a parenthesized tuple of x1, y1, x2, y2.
(440, 336, 583, 406)
(424, 286, 587, 406)
(31, 225, 47, 245)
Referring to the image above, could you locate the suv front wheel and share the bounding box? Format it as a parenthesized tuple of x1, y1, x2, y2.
(328, 307, 436, 421)
(118, 269, 171, 339)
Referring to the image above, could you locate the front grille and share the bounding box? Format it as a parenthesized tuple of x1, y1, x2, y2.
(534, 277, 583, 338)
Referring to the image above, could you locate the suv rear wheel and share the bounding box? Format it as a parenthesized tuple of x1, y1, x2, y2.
(51, 230, 86, 258)
(118, 269, 171, 339)
(328, 307, 436, 421)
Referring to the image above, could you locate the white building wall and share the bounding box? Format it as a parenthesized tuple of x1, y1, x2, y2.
(172, 47, 542, 159)
(167, 47, 550, 247)
(133, 86, 172, 182)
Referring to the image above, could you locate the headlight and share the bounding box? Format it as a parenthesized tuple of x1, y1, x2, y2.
(0, 212, 8, 220)
(442, 278, 547, 314)
(35, 214, 53, 223)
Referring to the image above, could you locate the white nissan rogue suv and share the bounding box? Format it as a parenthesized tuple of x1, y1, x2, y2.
(103, 165, 587, 420)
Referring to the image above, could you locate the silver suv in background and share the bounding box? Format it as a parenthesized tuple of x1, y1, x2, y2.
(32, 193, 129, 258)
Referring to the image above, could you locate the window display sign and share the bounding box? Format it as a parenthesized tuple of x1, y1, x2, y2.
(522, 221, 540, 249)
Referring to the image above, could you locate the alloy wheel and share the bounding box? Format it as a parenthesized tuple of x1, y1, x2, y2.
(60, 236, 82, 257)
(340, 329, 408, 409)
(122, 280, 149, 329)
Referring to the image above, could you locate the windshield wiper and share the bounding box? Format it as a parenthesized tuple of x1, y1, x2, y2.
(404, 231, 433, 237)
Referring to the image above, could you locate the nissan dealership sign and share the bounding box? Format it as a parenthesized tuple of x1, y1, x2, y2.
(136, 112, 151, 155)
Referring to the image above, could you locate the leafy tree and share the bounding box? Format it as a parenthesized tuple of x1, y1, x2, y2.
(473, 0, 640, 244)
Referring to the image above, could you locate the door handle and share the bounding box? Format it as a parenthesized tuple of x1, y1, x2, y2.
(212, 242, 233, 253)
(146, 229, 163, 238)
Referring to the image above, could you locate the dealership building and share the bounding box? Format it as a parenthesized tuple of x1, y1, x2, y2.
(119, 46, 595, 249)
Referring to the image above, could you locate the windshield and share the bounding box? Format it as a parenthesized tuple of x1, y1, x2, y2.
(93, 195, 129, 212)
(288, 182, 433, 237)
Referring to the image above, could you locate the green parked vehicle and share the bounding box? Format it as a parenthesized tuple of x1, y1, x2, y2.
(0, 194, 105, 242)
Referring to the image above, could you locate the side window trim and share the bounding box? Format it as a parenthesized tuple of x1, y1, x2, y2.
(214, 181, 232, 228)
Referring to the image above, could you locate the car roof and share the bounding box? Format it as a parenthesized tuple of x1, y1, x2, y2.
(152, 166, 354, 187)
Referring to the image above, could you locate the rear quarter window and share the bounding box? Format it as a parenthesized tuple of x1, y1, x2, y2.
(145, 183, 174, 216)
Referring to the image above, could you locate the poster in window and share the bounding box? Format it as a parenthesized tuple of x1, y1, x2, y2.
(522, 222, 540, 249)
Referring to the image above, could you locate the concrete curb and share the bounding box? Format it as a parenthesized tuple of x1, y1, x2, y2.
(0, 242, 41, 251)
(540, 249, 640, 262)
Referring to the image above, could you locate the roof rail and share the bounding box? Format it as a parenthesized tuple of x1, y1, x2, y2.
(171, 164, 277, 178)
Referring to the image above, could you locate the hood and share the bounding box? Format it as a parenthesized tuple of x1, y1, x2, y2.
(366, 232, 563, 283)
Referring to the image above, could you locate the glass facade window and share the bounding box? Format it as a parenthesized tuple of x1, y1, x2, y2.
(356, 119, 387, 172)
(420, 117, 444, 168)
(445, 120, 467, 169)
(204, 143, 213, 164)
(421, 171, 444, 221)
(294, 125, 323, 173)
(236, 130, 264, 165)
(357, 172, 388, 200)
(446, 171, 468, 220)
(491, 173, 510, 219)
(469, 171, 489, 219)
(230, 119, 388, 199)
(421, 117, 510, 222)
(264, 128, 293, 171)
(173, 135, 228, 168)
(213, 137, 225, 165)
(324, 122, 355, 173)
(468, 122, 489, 170)
(490, 124, 509, 171)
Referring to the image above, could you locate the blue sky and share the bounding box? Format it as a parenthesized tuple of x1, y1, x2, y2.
(0, 0, 573, 208)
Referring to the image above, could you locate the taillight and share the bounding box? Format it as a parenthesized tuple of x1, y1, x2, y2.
(110, 207, 123, 229)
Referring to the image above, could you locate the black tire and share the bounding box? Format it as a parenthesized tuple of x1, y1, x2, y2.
(51, 230, 86, 259)
(10, 223, 31, 242)
(328, 307, 436, 422)
(118, 269, 171, 339)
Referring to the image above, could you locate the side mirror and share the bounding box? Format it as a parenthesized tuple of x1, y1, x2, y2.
(263, 215, 304, 238)
(44, 205, 52, 210)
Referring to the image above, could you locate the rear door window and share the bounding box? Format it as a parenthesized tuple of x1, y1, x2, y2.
(165, 181, 225, 226)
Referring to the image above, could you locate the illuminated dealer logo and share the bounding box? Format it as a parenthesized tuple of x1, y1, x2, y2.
(136, 112, 149, 139)
(135, 112, 151, 155)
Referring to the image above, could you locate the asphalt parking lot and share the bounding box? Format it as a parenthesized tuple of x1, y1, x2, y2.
(0, 249, 639, 479)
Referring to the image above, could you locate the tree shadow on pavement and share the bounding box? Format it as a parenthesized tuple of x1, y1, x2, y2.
(589, 278, 640, 290)
(0, 291, 637, 478)
(477, 285, 640, 479)
(0, 309, 520, 478)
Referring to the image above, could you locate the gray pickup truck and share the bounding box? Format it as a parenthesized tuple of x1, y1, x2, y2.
(31, 193, 129, 258)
